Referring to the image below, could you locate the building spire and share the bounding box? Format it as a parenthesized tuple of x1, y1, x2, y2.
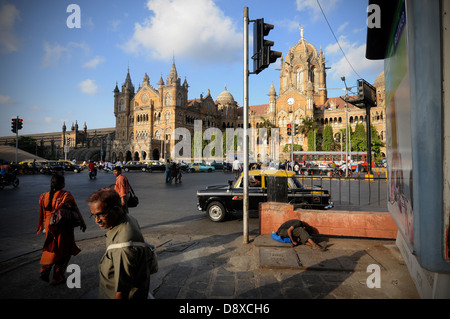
(167, 56, 179, 84)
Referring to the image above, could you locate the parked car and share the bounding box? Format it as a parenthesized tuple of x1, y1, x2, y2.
(187, 162, 215, 173)
(123, 161, 147, 172)
(145, 161, 166, 172)
(197, 169, 334, 222)
(59, 160, 83, 173)
(41, 161, 65, 174)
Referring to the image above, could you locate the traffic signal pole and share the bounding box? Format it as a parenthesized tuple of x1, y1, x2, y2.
(243, 7, 281, 243)
(243, 7, 249, 244)
(15, 116, 18, 163)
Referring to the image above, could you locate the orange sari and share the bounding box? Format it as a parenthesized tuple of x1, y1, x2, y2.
(37, 190, 81, 281)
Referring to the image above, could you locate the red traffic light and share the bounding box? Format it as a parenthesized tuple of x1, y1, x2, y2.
(11, 118, 17, 133)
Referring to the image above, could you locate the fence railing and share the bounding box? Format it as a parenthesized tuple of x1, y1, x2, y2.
(295, 173, 388, 212)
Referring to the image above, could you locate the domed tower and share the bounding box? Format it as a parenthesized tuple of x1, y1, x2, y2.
(278, 26, 327, 106)
(216, 85, 238, 128)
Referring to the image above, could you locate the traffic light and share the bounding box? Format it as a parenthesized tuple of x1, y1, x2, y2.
(294, 124, 299, 135)
(17, 118, 23, 130)
(11, 118, 17, 133)
(287, 124, 292, 136)
(253, 18, 282, 74)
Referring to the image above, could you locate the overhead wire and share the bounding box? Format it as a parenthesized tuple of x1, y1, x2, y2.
(316, 0, 362, 79)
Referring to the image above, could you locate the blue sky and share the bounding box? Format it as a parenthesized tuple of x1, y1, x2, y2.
(0, 0, 383, 137)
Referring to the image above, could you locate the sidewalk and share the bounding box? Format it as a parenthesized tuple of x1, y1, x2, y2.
(0, 225, 419, 300)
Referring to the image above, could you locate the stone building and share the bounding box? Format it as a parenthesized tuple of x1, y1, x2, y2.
(245, 27, 386, 158)
(111, 60, 239, 162)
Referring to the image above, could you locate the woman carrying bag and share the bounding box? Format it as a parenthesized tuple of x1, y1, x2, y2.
(36, 174, 86, 285)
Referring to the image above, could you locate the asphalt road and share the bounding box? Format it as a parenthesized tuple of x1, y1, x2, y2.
(0, 169, 387, 263)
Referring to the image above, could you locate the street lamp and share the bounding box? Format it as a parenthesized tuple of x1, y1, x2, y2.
(341, 77, 350, 178)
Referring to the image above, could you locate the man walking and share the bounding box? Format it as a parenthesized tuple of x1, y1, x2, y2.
(232, 157, 241, 180)
(113, 166, 129, 214)
(88, 188, 153, 299)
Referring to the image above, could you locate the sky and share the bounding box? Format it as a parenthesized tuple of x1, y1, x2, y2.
(0, 0, 383, 137)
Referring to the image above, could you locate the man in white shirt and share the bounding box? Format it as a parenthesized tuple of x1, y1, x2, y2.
(232, 157, 241, 180)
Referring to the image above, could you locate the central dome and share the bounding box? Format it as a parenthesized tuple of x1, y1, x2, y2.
(216, 85, 235, 105)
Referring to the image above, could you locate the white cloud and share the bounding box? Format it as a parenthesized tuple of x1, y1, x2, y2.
(42, 42, 90, 68)
(83, 56, 106, 69)
(78, 79, 98, 95)
(0, 93, 14, 105)
(324, 36, 383, 81)
(337, 22, 349, 34)
(44, 117, 54, 124)
(0, 3, 20, 53)
(296, 0, 342, 20)
(123, 0, 241, 64)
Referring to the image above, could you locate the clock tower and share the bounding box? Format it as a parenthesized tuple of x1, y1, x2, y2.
(274, 26, 327, 149)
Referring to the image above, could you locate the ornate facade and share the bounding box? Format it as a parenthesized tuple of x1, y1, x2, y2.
(247, 27, 386, 158)
(111, 60, 239, 162)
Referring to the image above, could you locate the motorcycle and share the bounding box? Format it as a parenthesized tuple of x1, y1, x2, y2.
(89, 167, 97, 180)
(0, 170, 20, 190)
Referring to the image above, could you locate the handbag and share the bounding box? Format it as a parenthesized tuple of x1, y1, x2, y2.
(49, 207, 81, 228)
(127, 185, 139, 208)
(48, 191, 81, 229)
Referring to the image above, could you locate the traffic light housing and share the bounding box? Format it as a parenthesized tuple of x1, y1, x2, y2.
(253, 18, 282, 74)
(17, 118, 23, 130)
(11, 118, 17, 133)
(294, 124, 299, 135)
(287, 124, 292, 136)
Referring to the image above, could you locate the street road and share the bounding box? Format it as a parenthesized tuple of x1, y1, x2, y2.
(0, 169, 387, 263)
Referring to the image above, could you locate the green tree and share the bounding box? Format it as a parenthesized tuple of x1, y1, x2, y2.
(370, 125, 385, 159)
(298, 115, 317, 137)
(322, 125, 333, 151)
(352, 123, 367, 152)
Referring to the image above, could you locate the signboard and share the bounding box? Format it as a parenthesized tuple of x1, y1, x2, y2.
(357, 79, 377, 107)
(385, 1, 414, 249)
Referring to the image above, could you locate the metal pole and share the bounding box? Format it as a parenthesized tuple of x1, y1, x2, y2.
(243, 7, 249, 244)
(15, 116, 18, 163)
(366, 104, 373, 174)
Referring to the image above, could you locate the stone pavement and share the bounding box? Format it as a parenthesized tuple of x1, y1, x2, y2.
(0, 225, 419, 300)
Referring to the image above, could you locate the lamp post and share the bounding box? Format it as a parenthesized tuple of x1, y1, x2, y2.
(341, 77, 350, 178)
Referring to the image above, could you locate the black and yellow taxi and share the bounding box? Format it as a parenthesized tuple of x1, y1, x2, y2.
(197, 169, 334, 222)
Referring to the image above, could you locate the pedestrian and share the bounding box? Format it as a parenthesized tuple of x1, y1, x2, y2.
(170, 161, 177, 183)
(165, 159, 172, 183)
(232, 157, 241, 180)
(87, 188, 154, 299)
(275, 219, 324, 250)
(175, 163, 182, 183)
(36, 174, 87, 285)
(113, 166, 130, 214)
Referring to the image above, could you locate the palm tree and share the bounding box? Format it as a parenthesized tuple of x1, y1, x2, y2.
(298, 116, 318, 151)
(258, 116, 276, 138)
(298, 115, 318, 137)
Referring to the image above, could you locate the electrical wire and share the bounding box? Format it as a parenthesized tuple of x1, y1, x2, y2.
(316, 0, 362, 79)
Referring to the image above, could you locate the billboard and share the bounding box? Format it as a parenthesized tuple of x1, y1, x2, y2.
(385, 1, 414, 249)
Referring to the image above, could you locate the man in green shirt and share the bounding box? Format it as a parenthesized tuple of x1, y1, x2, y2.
(88, 188, 152, 299)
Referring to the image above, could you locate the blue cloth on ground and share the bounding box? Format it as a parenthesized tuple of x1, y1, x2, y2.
(270, 232, 292, 243)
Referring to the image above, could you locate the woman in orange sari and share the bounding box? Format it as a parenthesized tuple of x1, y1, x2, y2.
(36, 174, 86, 285)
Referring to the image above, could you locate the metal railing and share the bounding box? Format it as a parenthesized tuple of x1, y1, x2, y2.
(296, 171, 388, 212)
